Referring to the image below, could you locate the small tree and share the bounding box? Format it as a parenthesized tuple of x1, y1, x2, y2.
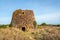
(41, 22, 46, 26)
(33, 21, 37, 28)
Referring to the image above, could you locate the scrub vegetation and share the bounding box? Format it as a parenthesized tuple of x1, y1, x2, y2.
(0, 24, 60, 40)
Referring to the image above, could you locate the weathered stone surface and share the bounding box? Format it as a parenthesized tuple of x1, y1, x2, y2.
(11, 9, 35, 30)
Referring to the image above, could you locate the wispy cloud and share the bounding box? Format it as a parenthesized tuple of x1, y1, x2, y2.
(35, 13, 60, 24)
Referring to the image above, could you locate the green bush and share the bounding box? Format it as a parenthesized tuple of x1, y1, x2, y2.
(41, 22, 46, 26)
(0, 24, 9, 28)
(9, 24, 12, 27)
(57, 25, 60, 27)
(33, 21, 37, 28)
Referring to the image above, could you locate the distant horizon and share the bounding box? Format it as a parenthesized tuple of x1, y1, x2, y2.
(0, 21, 60, 25)
(0, 0, 60, 24)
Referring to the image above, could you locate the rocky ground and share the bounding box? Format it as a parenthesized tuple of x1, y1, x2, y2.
(0, 26, 60, 40)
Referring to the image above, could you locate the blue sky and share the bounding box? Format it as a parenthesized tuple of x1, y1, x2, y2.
(0, 0, 60, 25)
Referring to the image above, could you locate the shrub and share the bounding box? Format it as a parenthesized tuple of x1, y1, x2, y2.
(33, 21, 37, 28)
(57, 25, 60, 27)
(41, 22, 46, 26)
(9, 24, 12, 27)
(0, 25, 9, 28)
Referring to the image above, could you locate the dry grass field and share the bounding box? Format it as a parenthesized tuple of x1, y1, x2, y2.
(0, 26, 60, 40)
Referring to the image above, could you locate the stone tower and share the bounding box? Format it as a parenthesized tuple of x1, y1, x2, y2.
(11, 9, 35, 30)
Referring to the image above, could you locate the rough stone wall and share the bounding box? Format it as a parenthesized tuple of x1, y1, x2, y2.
(11, 9, 35, 30)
